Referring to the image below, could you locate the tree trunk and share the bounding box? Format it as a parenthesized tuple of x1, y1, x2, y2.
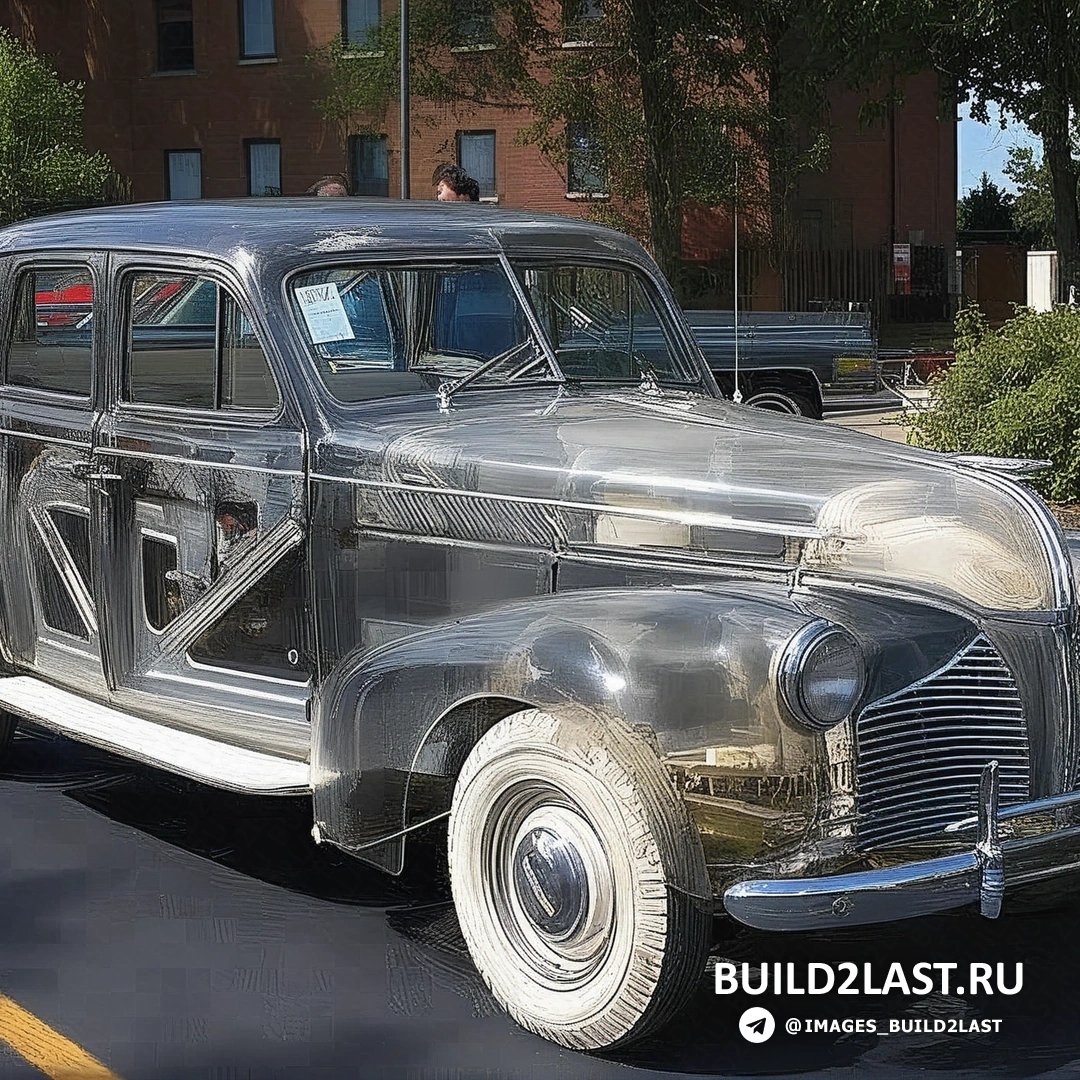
(627, 0, 683, 290)
(1042, 107, 1080, 292)
(1038, 0, 1080, 293)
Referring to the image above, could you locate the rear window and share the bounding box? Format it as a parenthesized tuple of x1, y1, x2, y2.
(6, 267, 93, 395)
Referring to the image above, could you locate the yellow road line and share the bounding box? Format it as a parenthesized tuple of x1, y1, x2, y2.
(0, 992, 122, 1080)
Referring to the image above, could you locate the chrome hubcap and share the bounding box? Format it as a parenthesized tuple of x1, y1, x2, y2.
(512, 826, 589, 940)
(487, 786, 617, 989)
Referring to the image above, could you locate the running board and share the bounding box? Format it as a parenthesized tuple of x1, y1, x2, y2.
(0, 676, 310, 795)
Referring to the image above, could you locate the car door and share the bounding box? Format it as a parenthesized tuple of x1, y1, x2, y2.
(0, 254, 108, 696)
(93, 256, 311, 759)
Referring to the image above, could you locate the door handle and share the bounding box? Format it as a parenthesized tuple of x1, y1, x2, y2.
(67, 460, 122, 483)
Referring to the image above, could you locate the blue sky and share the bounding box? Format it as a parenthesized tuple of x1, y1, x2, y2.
(958, 100, 1040, 195)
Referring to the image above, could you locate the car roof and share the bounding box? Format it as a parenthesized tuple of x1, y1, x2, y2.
(0, 199, 649, 271)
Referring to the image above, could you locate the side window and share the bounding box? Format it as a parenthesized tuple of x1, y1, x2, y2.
(7, 267, 93, 395)
(430, 268, 521, 357)
(125, 270, 279, 411)
(221, 295, 280, 409)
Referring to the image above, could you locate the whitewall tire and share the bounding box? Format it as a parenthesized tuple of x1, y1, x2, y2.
(448, 708, 711, 1050)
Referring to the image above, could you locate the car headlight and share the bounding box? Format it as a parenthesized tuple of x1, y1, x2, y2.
(778, 620, 865, 732)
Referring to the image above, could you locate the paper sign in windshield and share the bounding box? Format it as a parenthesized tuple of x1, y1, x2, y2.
(295, 282, 355, 344)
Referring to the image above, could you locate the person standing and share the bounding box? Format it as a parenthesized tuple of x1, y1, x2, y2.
(432, 163, 480, 201)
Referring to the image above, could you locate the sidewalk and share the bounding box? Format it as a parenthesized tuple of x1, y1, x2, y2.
(825, 387, 931, 444)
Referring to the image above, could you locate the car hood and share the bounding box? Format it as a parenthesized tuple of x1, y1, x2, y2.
(326, 388, 1068, 614)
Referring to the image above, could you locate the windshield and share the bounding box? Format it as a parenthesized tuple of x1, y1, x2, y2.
(289, 262, 558, 403)
(289, 257, 701, 403)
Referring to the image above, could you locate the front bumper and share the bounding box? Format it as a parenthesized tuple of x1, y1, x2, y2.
(724, 762, 1080, 930)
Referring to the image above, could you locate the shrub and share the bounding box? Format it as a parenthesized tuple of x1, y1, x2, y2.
(906, 305, 1080, 503)
(0, 29, 126, 226)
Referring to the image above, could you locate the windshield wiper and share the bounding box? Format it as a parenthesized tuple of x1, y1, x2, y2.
(437, 339, 552, 411)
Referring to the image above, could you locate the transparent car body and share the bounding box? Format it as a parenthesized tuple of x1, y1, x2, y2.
(0, 204, 1077, 1042)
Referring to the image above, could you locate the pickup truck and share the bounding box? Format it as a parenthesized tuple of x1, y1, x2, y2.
(685, 309, 879, 419)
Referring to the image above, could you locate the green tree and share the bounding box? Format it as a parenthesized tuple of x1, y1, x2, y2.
(308, 1, 742, 283)
(0, 30, 125, 226)
(957, 172, 1015, 234)
(800, 0, 1080, 266)
(1003, 142, 1073, 250)
(307, 1, 941, 291)
(519, 1, 750, 281)
(305, 1, 542, 149)
(308, 1, 875, 289)
(946, 1, 1080, 265)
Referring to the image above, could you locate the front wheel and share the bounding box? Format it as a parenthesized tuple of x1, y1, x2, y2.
(448, 708, 711, 1050)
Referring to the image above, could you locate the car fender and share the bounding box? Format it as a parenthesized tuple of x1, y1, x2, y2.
(311, 583, 817, 872)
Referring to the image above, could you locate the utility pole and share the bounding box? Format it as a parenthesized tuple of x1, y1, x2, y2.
(400, 0, 410, 199)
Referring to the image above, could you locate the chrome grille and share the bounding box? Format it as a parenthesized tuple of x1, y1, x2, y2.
(856, 635, 1029, 848)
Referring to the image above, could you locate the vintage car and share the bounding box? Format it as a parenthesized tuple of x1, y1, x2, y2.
(0, 200, 1077, 1051)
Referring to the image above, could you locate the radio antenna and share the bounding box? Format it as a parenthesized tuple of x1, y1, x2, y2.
(733, 155, 742, 403)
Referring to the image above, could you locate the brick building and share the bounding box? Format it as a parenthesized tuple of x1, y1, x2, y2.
(0, 1, 956, 307)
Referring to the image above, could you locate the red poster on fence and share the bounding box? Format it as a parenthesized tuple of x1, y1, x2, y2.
(893, 243, 912, 294)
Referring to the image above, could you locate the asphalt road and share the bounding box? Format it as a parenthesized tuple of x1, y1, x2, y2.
(3, 723, 1080, 1080)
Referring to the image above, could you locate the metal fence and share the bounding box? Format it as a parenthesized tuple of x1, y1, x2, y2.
(690, 244, 957, 323)
(781, 247, 890, 312)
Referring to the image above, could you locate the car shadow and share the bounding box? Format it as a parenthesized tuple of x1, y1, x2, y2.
(0, 724, 446, 906)
(4, 724, 1080, 1077)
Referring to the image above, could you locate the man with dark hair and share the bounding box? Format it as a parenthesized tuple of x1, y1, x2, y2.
(432, 162, 480, 201)
(306, 175, 348, 196)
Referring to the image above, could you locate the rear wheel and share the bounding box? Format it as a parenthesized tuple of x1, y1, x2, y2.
(744, 388, 812, 416)
(448, 708, 711, 1050)
(0, 710, 17, 763)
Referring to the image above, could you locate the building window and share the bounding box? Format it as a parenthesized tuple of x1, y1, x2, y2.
(800, 209, 824, 250)
(156, 0, 194, 71)
(452, 0, 494, 46)
(350, 135, 389, 196)
(343, 0, 380, 48)
(246, 140, 281, 196)
(166, 150, 202, 199)
(562, 0, 602, 46)
(240, 0, 276, 58)
(458, 131, 496, 198)
(567, 127, 607, 196)
(564, 0, 602, 22)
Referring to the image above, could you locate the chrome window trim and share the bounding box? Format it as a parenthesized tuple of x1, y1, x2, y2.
(332, 473, 830, 541)
(98, 445, 303, 478)
(0, 430, 91, 448)
(115, 261, 286, 421)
